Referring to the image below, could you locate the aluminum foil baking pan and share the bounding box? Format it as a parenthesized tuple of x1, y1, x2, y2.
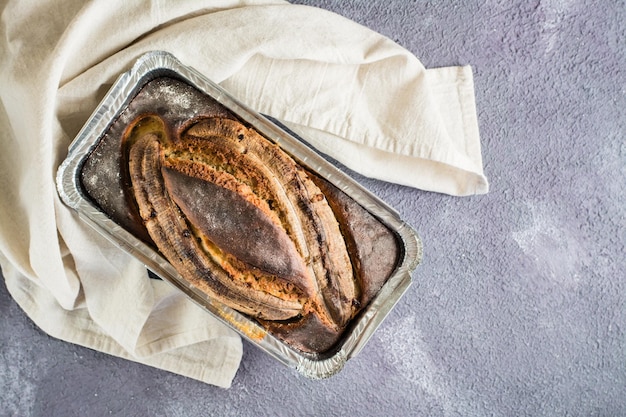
(56, 51, 422, 379)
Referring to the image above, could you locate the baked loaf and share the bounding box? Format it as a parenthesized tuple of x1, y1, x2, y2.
(80, 77, 399, 353)
(126, 114, 357, 330)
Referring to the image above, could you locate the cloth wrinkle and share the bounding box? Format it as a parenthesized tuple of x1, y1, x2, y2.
(305, 62, 329, 127)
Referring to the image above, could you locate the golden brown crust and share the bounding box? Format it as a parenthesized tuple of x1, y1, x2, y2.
(125, 115, 359, 329)
(129, 131, 305, 321)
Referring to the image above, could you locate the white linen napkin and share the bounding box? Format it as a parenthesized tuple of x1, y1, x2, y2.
(0, 0, 488, 388)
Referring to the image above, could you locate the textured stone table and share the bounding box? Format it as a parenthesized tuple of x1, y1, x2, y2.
(2, 1, 625, 415)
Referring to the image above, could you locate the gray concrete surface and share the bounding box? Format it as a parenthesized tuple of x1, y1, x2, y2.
(2, 0, 625, 416)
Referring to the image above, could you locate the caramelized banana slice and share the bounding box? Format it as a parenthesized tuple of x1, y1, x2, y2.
(161, 167, 309, 288)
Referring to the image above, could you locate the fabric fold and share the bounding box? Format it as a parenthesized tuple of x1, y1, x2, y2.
(222, 55, 488, 195)
(0, 0, 488, 388)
